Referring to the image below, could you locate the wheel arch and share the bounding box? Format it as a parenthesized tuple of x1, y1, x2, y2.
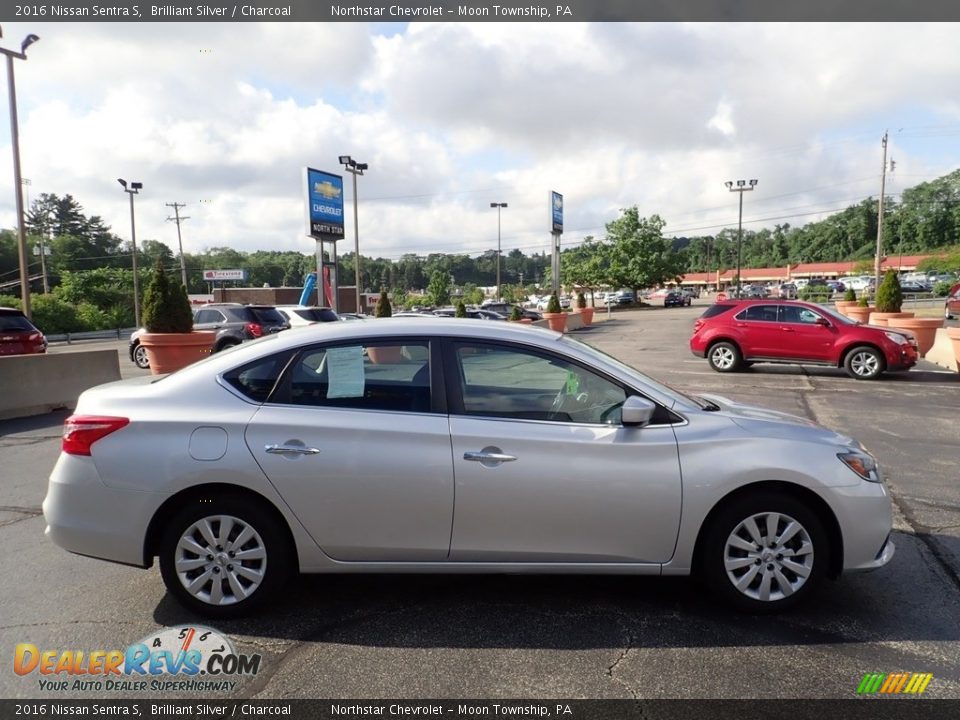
(706, 336, 742, 355)
(142, 483, 300, 569)
(691, 480, 844, 580)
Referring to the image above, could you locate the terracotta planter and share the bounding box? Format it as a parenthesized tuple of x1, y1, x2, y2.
(870, 318, 890, 327)
(845, 306, 875, 324)
(868, 311, 914, 326)
(947, 328, 960, 368)
(140, 331, 216, 375)
(889, 318, 944, 357)
(575, 307, 594, 326)
(835, 300, 858, 316)
(367, 345, 403, 364)
(542, 312, 567, 333)
(508, 318, 533, 325)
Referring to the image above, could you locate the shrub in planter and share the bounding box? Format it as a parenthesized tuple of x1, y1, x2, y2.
(576, 292, 586, 309)
(574, 291, 593, 325)
(857, 293, 869, 307)
(140, 260, 214, 374)
(874, 271, 904, 313)
(509, 305, 523, 321)
(543, 293, 567, 332)
(455, 300, 467, 318)
(375, 289, 392, 318)
(546, 293, 561, 313)
(934, 281, 952, 297)
(844, 288, 857, 302)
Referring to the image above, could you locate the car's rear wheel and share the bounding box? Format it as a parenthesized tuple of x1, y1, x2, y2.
(701, 492, 826, 612)
(132, 342, 150, 369)
(214, 339, 240, 353)
(844, 346, 884, 380)
(947, 304, 954, 320)
(707, 341, 743, 372)
(159, 496, 293, 618)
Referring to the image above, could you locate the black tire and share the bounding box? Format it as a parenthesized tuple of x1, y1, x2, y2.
(707, 341, 743, 373)
(214, 339, 240, 353)
(132, 342, 150, 369)
(700, 491, 827, 613)
(159, 494, 293, 618)
(843, 345, 884, 380)
(947, 304, 954, 321)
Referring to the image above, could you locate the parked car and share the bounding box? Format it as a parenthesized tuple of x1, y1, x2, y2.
(681, 287, 700, 300)
(616, 290, 635, 305)
(480, 302, 542, 320)
(45, 318, 894, 617)
(945, 282, 960, 319)
(275, 305, 340, 327)
(433, 307, 506, 320)
(664, 291, 691, 307)
(777, 283, 798, 299)
(898, 281, 929, 294)
(826, 280, 846, 294)
(0, 307, 47, 356)
(128, 328, 149, 369)
(192, 304, 290, 352)
(690, 299, 918, 380)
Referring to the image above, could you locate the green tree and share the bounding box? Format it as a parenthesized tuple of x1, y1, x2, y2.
(142, 260, 193, 333)
(426, 270, 451, 306)
(874, 270, 903, 313)
(375, 288, 392, 317)
(454, 300, 467, 317)
(597, 209, 686, 297)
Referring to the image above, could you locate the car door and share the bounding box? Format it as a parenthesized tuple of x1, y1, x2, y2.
(777, 305, 835, 361)
(732, 304, 780, 357)
(444, 340, 682, 564)
(243, 338, 455, 562)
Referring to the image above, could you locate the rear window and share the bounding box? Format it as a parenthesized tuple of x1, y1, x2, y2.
(247, 307, 287, 325)
(223, 351, 292, 402)
(293, 308, 339, 322)
(0, 313, 35, 332)
(699, 304, 737, 319)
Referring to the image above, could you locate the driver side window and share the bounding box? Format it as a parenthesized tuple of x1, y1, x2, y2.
(453, 343, 626, 424)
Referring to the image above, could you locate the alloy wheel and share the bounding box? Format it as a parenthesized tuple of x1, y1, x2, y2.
(711, 346, 736, 370)
(849, 350, 880, 378)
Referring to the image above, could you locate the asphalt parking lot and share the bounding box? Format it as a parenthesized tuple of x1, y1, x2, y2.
(2, 307, 959, 700)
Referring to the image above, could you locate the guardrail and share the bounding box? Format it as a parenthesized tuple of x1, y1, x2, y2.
(46, 327, 138, 345)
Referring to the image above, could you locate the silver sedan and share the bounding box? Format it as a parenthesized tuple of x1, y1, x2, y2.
(44, 319, 893, 617)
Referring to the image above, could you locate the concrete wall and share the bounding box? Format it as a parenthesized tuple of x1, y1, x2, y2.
(0, 350, 121, 420)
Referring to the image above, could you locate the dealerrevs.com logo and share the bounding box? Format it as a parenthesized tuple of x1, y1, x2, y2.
(14, 626, 260, 693)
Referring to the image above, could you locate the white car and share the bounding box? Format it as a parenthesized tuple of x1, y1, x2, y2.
(275, 305, 340, 327)
(45, 320, 893, 617)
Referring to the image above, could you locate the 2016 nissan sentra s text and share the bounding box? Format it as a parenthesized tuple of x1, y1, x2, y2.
(44, 319, 894, 617)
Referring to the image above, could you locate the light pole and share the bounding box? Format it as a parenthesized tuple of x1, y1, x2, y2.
(1, 28, 40, 318)
(118, 179, 143, 328)
(725, 179, 757, 296)
(339, 155, 368, 314)
(490, 202, 508, 301)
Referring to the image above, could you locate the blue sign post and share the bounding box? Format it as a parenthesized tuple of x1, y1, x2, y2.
(304, 168, 345, 239)
(550, 190, 563, 294)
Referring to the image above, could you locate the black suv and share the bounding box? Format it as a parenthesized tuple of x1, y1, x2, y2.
(192, 304, 289, 351)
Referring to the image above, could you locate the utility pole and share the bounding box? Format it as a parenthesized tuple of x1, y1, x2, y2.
(166, 202, 189, 288)
(874, 131, 889, 292)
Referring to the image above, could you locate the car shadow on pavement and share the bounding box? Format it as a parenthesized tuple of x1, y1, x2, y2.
(0, 408, 70, 438)
(152, 528, 960, 651)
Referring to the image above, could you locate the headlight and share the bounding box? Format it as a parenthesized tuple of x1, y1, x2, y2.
(838, 449, 881, 483)
(884, 331, 908, 344)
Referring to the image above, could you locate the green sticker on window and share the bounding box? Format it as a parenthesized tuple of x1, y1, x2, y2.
(565, 371, 579, 395)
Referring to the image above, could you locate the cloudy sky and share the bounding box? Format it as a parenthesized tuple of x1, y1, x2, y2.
(1, 21, 959, 264)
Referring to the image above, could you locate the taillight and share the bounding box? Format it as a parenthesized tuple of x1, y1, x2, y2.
(62, 416, 129, 456)
(693, 319, 704, 333)
(245, 322, 263, 338)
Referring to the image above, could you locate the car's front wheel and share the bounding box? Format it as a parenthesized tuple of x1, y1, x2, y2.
(707, 341, 743, 372)
(844, 346, 884, 380)
(159, 496, 293, 617)
(701, 492, 827, 612)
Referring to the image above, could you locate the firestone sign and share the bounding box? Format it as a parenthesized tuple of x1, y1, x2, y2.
(202, 269, 246, 281)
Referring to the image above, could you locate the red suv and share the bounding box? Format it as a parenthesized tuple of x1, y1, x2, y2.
(690, 299, 918, 380)
(0, 307, 47, 355)
(945, 282, 960, 320)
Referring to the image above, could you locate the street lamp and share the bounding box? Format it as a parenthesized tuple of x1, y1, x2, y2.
(118, 178, 143, 328)
(725, 178, 758, 297)
(339, 155, 368, 314)
(1, 28, 40, 318)
(490, 202, 508, 301)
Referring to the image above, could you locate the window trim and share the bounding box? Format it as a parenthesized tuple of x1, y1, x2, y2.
(778, 305, 825, 325)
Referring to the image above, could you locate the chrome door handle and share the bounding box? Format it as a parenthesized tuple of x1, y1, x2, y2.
(265, 444, 321, 455)
(464, 451, 517, 463)
(781, 327, 795, 332)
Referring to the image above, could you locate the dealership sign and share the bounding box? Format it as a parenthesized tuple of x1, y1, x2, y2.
(550, 190, 563, 233)
(304, 167, 345, 240)
(202, 269, 247, 281)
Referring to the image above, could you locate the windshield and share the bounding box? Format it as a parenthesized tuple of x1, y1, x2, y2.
(817, 305, 857, 325)
(293, 308, 339, 322)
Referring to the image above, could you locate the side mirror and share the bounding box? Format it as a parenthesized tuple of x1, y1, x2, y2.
(815, 317, 831, 327)
(621, 395, 657, 427)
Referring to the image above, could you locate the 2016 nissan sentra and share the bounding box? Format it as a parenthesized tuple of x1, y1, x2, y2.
(43, 319, 893, 617)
